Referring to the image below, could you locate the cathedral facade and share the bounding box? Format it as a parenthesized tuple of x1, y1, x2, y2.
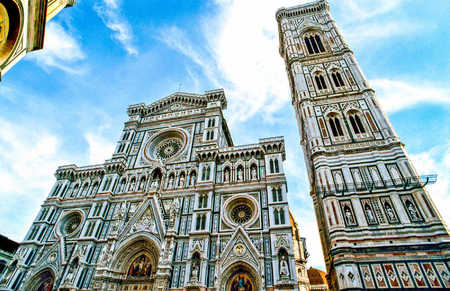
(276, 0, 450, 290)
(0, 90, 310, 291)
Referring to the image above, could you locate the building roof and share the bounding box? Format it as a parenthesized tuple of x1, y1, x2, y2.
(307, 267, 327, 285)
(0, 234, 19, 254)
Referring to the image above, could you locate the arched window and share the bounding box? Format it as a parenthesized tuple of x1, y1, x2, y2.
(304, 33, 326, 54)
(279, 208, 285, 224)
(274, 209, 279, 225)
(274, 159, 280, 173)
(314, 74, 327, 90)
(270, 159, 275, 173)
(202, 166, 210, 181)
(196, 215, 201, 230)
(348, 111, 366, 134)
(327, 114, 344, 137)
(272, 188, 277, 202)
(331, 71, 345, 87)
(198, 194, 208, 208)
(196, 214, 206, 230)
(277, 188, 283, 201)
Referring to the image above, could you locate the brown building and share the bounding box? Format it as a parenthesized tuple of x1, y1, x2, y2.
(307, 267, 328, 291)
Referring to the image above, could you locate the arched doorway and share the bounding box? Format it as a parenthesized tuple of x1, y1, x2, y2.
(111, 237, 160, 291)
(220, 262, 261, 291)
(25, 269, 55, 291)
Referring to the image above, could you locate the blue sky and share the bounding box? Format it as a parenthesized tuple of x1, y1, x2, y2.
(0, 0, 449, 271)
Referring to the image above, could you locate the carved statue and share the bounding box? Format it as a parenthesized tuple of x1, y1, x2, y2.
(179, 175, 185, 187)
(251, 167, 257, 180)
(280, 255, 290, 277)
(344, 207, 355, 225)
(407, 201, 419, 220)
(169, 199, 179, 229)
(168, 175, 174, 189)
(237, 168, 244, 181)
(365, 204, 375, 222)
(385, 203, 396, 221)
(224, 168, 230, 183)
(191, 263, 199, 281)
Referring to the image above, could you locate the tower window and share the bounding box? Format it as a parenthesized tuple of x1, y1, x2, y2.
(348, 111, 366, 134)
(328, 115, 344, 137)
(196, 214, 206, 230)
(314, 74, 327, 90)
(198, 194, 208, 208)
(202, 166, 211, 181)
(275, 159, 280, 173)
(304, 33, 326, 54)
(270, 159, 274, 173)
(331, 71, 345, 87)
(274, 208, 286, 225)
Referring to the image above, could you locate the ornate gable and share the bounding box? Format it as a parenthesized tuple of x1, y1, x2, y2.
(218, 227, 261, 272)
(119, 199, 163, 241)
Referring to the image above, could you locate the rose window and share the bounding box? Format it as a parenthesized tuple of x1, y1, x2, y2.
(144, 129, 188, 162)
(223, 195, 259, 228)
(60, 213, 82, 236)
(155, 138, 182, 160)
(231, 204, 252, 224)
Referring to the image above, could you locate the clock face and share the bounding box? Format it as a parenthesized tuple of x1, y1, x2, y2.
(62, 214, 81, 236)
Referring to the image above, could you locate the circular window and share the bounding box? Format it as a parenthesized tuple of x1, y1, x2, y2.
(223, 195, 259, 228)
(60, 213, 82, 236)
(144, 129, 187, 162)
(155, 138, 182, 160)
(231, 204, 252, 224)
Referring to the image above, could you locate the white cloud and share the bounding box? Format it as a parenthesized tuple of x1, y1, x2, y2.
(372, 79, 450, 113)
(0, 118, 70, 241)
(84, 132, 116, 164)
(335, 0, 404, 21)
(409, 142, 450, 225)
(27, 22, 85, 74)
(94, 0, 138, 55)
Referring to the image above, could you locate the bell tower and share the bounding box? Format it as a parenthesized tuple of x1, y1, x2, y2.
(276, 0, 450, 290)
(0, 0, 75, 80)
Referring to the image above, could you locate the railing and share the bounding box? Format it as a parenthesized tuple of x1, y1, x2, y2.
(315, 175, 437, 198)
